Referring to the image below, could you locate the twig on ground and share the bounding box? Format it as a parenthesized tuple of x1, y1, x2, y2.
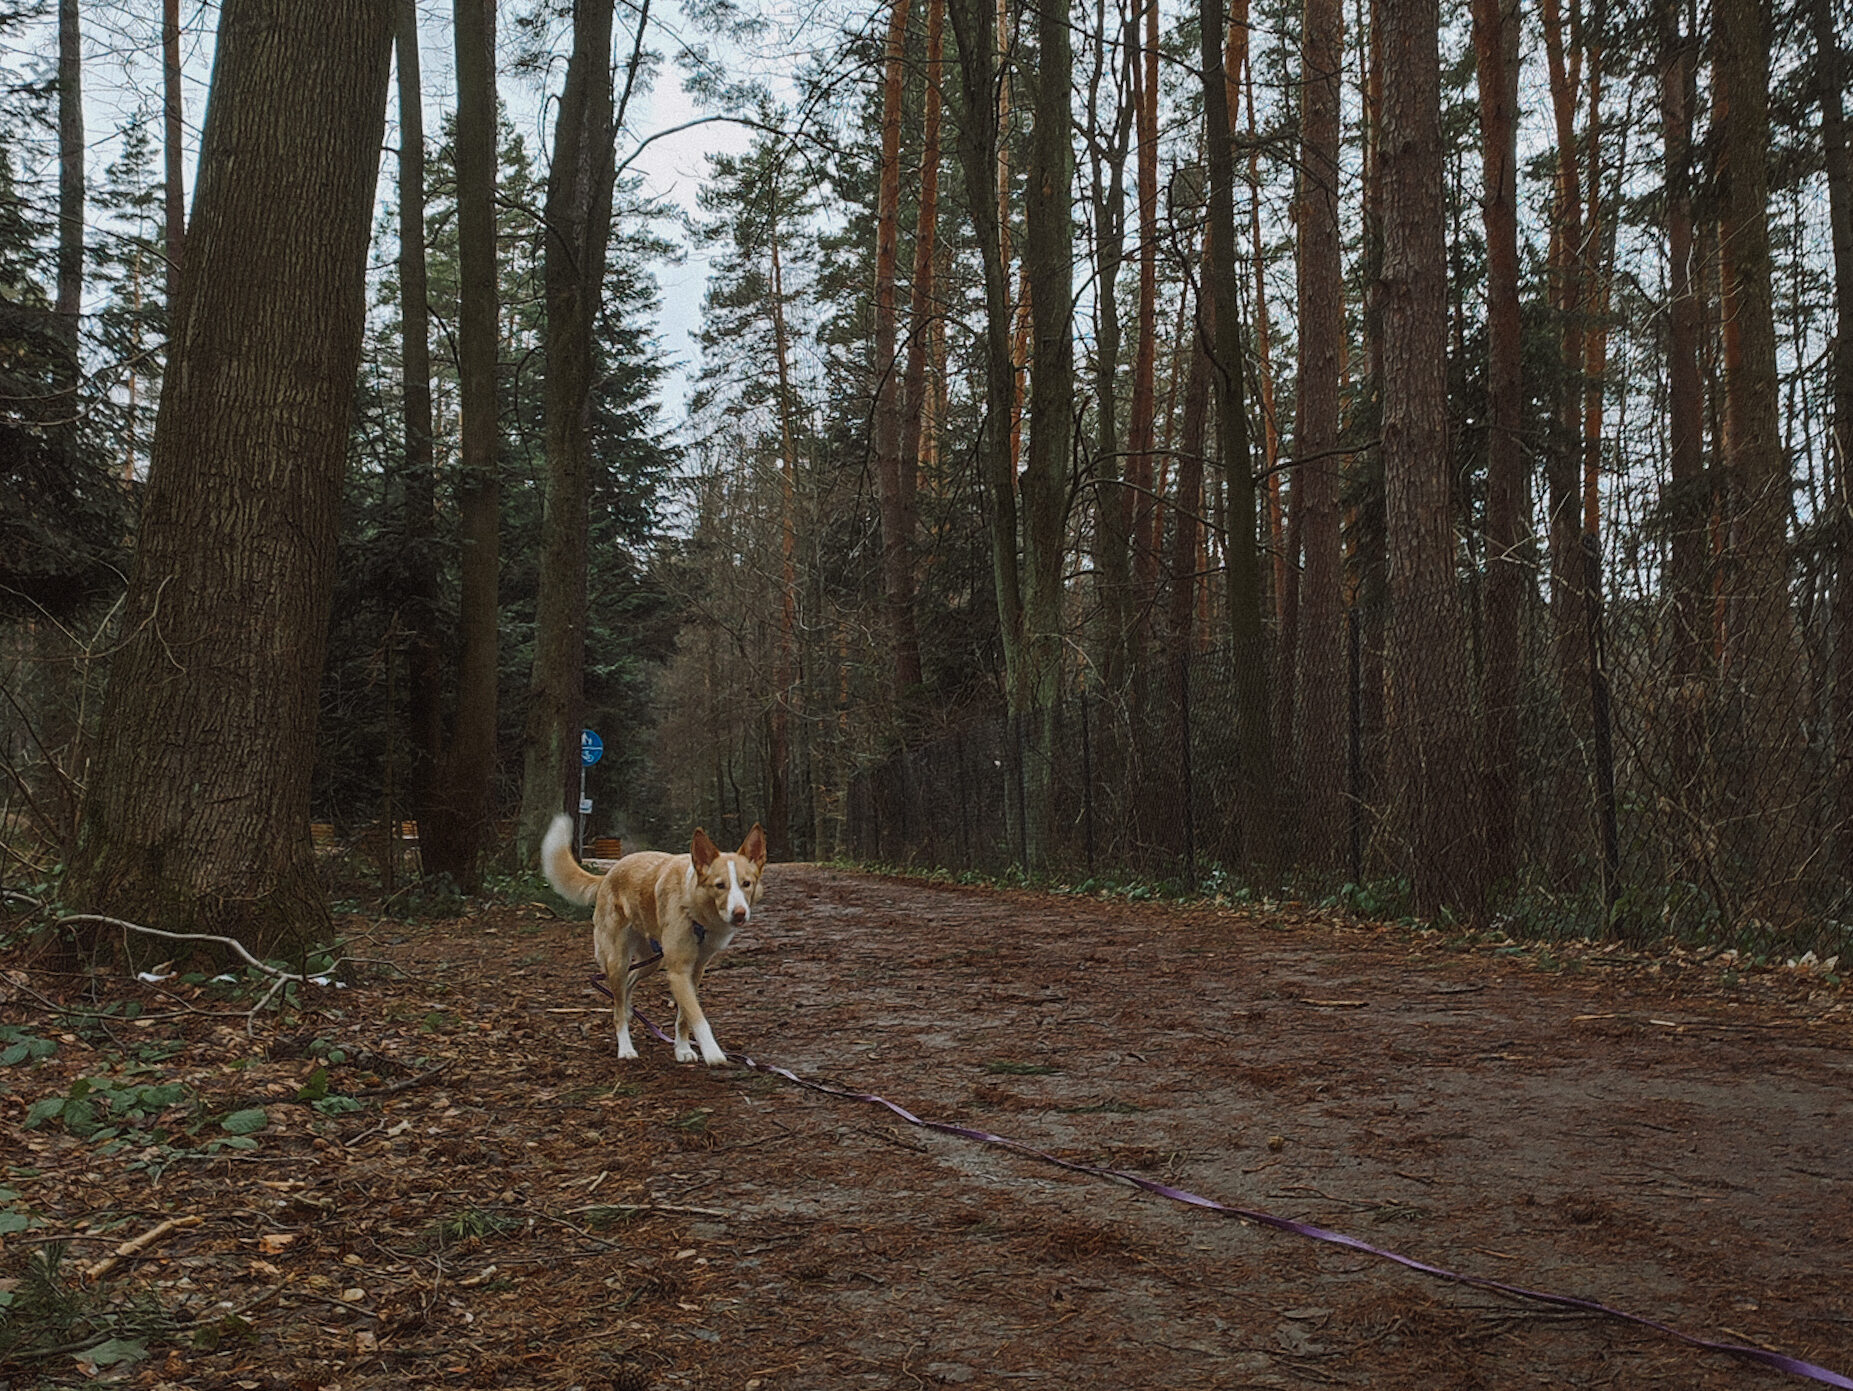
(83, 1214, 205, 1280)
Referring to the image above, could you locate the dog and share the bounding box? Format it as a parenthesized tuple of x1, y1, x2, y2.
(541, 813, 767, 1065)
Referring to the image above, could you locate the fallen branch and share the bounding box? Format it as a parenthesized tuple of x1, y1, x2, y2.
(58, 913, 335, 1034)
(59, 913, 314, 983)
(565, 1201, 730, 1219)
(83, 1214, 205, 1281)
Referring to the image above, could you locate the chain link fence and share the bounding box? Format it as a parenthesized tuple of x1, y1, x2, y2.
(847, 560, 1852, 955)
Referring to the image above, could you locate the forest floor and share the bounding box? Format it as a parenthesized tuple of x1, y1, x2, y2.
(2, 865, 1851, 1390)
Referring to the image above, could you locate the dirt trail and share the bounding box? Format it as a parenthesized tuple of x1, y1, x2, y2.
(4, 866, 1850, 1389)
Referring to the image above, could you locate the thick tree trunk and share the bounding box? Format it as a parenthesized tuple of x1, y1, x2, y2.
(1812, 0, 1853, 871)
(1378, 0, 1485, 918)
(65, 0, 394, 957)
(1295, 0, 1346, 871)
(1473, 0, 1522, 885)
(422, 0, 500, 889)
(1716, 0, 1809, 919)
(873, 0, 925, 704)
(518, 0, 617, 865)
(1201, 0, 1277, 870)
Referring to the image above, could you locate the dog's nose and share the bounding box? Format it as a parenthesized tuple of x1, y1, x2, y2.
(731, 907, 748, 925)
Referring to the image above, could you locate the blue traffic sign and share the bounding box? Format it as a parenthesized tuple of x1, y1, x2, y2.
(581, 729, 604, 766)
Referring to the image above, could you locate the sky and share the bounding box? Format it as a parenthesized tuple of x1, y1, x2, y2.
(28, 0, 773, 424)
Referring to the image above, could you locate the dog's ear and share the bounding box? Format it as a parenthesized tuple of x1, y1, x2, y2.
(690, 827, 720, 871)
(739, 822, 767, 868)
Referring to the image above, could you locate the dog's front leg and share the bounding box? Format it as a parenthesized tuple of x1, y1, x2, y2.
(664, 965, 725, 1065)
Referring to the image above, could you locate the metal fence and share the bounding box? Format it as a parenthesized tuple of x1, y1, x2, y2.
(847, 579, 1853, 953)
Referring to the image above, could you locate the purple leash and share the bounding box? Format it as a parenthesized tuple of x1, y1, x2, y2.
(601, 989, 1849, 1388)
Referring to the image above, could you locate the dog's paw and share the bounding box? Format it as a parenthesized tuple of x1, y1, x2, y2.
(700, 1045, 728, 1066)
(616, 1036, 638, 1061)
(673, 1042, 698, 1063)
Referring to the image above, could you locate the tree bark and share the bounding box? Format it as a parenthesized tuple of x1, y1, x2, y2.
(65, 0, 394, 956)
(56, 0, 83, 380)
(1295, 0, 1346, 870)
(873, 0, 925, 705)
(1019, 0, 1075, 866)
(1378, 0, 1485, 918)
(396, 0, 444, 823)
(769, 198, 801, 858)
(163, 0, 186, 303)
(1473, 0, 1522, 885)
(947, 0, 1022, 711)
(422, 0, 500, 889)
(1812, 0, 1853, 871)
(518, 0, 618, 865)
(1086, 0, 1134, 698)
(1201, 0, 1277, 869)
(1540, 0, 1586, 742)
(1715, 0, 1808, 918)
(898, 0, 944, 577)
(1126, 0, 1161, 664)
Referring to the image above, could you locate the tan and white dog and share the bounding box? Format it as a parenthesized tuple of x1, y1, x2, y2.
(541, 813, 767, 1065)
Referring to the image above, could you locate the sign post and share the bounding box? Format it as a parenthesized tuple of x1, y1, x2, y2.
(579, 730, 604, 858)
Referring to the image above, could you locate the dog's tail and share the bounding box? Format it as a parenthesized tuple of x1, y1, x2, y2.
(540, 813, 603, 907)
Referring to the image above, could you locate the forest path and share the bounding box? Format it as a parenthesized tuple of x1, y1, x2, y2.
(6, 865, 1850, 1389)
(505, 864, 1853, 1389)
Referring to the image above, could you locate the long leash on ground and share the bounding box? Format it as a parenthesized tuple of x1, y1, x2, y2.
(590, 982, 1850, 1389)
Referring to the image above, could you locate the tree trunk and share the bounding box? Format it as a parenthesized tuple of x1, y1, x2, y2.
(1579, 46, 1609, 542)
(1812, 0, 1853, 872)
(1201, 0, 1277, 870)
(769, 203, 801, 858)
(396, 0, 444, 820)
(518, 0, 617, 865)
(898, 0, 944, 577)
(65, 0, 394, 956)
(1716, 0, 1809, 919)
(1295, 0, 1346, 871)
(1126, 0, 1161, 665)
(1169, 321, 1210, 651)
(1540, 0, 1587, 754)
(422, 0, 500, 889)
(1019, 0, 1074, 866)
(163, 0, 185, 303)
(947, 0, 1021, 704)
(1087, 0, 1134, 699)
(1473, 0, 1521, 885)
(1378, 0, 1485, 918)
(873, 0, 925, 705)
(56, 0, 83, 380)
